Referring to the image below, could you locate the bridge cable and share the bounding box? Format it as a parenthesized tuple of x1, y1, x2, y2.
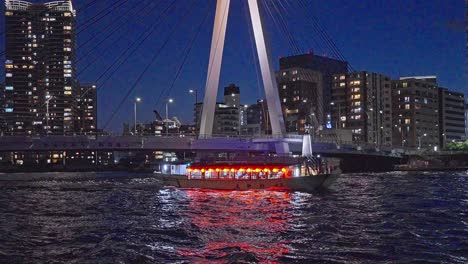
(0, 0, 100, 37)
(153, 0, 214, 110)
(296, 0, 354, 72)
(76, 0, 129, 34)
(76, 0, 155, 60)
(103, 0, 199, 129)
(0, 0, 130, 57)
(78, 0, 178, 101)
(266, 0, 326, 128)
(72, 1, 160, 119)
(76, 0, 156, 71)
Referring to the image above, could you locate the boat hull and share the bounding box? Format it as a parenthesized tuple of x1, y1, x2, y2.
(158, 173, 339, 192)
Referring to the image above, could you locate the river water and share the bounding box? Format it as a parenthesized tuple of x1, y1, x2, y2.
(0, 171, 467, 263)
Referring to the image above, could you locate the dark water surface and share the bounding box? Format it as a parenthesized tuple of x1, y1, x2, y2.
(0, 171, 467, 263)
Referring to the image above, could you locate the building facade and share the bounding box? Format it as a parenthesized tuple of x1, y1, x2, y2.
(465, 100, 468, 140)
(3, 0, 76, 135)
(331, 72, 392, 147)
(194, 85, 269, 136)
(392, 77, 439, 149)
(240, 100, 266, 136)
(277, 68, 323, 134)
(279, 53, 348, 124)
(76, 84, 97, 135)
(224, 83, 240, 108)
(438, 88, 465, 147)
(195, 102, 239, 136)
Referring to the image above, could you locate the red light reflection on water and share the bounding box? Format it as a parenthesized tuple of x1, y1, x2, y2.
(177, 189, 294, 263)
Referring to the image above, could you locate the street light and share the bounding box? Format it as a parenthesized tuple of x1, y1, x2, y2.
(166, 98, 173, 136)
(418, 133, 427, 150)
(442, 133, 446, 149)
(45, 95, 54, 134)
(189, 89, 198, 104)
(134, 97, 141, 136)
(330, 102, 341, 129)
(189, 89, 198, 136)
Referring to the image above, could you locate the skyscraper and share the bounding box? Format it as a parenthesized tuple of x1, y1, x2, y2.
(277, 68, 323, 134)
(3, 0, 76, 135)
(438, 88, 465, 147)
(392, 77, 439, 149)
(76, 84, 97, 135)
(279, 53, 348, 124)
(331, 71, 393, 147)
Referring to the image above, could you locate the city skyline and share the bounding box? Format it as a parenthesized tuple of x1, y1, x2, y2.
(0, 0, 466, 132)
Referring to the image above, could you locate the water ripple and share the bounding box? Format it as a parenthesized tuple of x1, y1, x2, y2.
(0, 171, 467, 263)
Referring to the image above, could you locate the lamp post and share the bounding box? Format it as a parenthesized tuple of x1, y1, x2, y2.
(166, 98, 173, 136)
(45, 95, 54, 134)
(134, 97, 141, 136)
(418, 133, 427, 150)
(442, 133, 446, 149)
(330, 102, 341, 129)
(189, 89, 198, 136)
(189, 89, 198, 104)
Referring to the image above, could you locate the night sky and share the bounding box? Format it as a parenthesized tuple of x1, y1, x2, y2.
(0, 0, 466, 132)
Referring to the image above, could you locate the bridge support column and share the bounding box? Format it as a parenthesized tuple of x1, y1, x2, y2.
(199, 0, 289, 155)
(199, 0, 230, 138)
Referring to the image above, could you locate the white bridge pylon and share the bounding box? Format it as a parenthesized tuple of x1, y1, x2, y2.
(199, 0, 289, 154)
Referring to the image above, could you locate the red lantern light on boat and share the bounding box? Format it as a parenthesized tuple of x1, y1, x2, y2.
(272, 168, 279, 173)
(281, 168, 287, 172)
(247, 168, 251, 172)
(239, 168, 245, 172)
(255, 168, 261, 172)
(215, 168, 220, 172)
(230, 168, 235, 172)
(201, 169, 205, 173)
(187, 168, 192, 172)
(264, 168, 269, 172)
(223, 168, 229, 172)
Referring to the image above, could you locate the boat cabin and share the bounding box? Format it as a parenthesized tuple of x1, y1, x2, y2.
(186, 165, 292, 180)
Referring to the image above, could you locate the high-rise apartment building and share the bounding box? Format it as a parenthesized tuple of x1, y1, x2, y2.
(195, 85, 241, 136)
(76, 84, 97, 135)
(279, 53, 348, 124)
(392, 77, 439, 149)
(331, 72, 392, 146)
(438, 88, 465, 147)
(224, 83, 240, 108)
(195, 102, 239, 136)
(240, 100, 266, 136)
(277, 68, 323, 134)
(3, 0, 76, 135)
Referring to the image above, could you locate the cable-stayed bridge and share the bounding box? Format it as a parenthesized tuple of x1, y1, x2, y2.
(0, 0, 403, 170)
